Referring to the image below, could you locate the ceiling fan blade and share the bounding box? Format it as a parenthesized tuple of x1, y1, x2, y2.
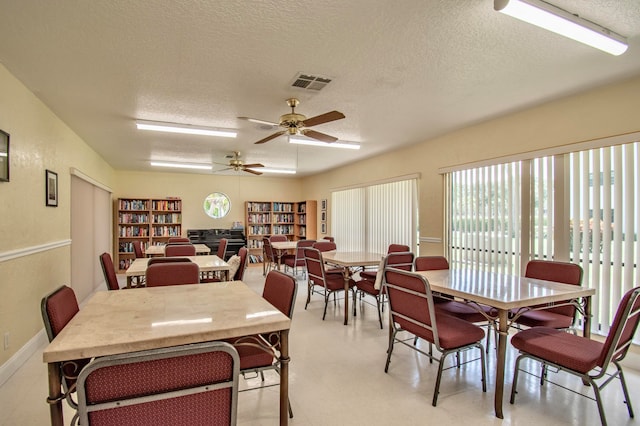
(255, 130, 286, 144)
(302, 111, 345, 128)
(302, 129, 339, 143)
(238, 116, 280, 126)
(214, 167, 233, 173)
(241, 163, 264, 168)
(243, 168, 263, 175)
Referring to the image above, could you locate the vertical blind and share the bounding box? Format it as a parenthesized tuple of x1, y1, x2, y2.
(332, 178, 417, 254)
(446, 140, 640, 341)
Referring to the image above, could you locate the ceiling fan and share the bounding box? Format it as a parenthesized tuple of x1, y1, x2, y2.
(239, 98, 345, 145)
(213, 151, 264, 175)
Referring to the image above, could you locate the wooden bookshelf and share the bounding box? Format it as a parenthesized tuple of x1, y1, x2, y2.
(115, 197, 182, 272)
(245, 200, 316, 264)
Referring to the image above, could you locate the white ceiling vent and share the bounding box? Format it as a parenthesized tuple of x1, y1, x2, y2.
(290, 73, 332, 91)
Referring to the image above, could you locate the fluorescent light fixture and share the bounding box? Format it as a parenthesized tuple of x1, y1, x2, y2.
(494, 0, 628, 56)
(136, 120, 237, 138)
(289, 137, 360, 150)
(259, 168, 297, 175)
(150, 161, 213, 171)
(0, 152, 6, 157)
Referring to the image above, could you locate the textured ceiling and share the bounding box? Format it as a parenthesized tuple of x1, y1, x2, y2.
(1, 0, 639, 177)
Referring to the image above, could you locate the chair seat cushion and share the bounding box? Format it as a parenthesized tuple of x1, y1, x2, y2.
(511, 327, 603, 374)
(355, 279, 380, 296)
(435, 301, 493, 324)
(397, 312, 485, 350)
(283, 257, 304, 268)
(511, 308, 574, 329)
(224, 335, 275, 370)
(360, 271, 377, 281)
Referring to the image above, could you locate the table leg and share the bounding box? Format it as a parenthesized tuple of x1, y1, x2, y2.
(279, 329, 290, 426)
(126, 275, 133, 289)
(494, 309, 508, 419)
(47, 362, 64, 426)
(343, 268, 350, 325)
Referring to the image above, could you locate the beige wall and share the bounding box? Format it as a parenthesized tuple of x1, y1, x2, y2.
(114, 171, 303, 233)
(302, 74, 640, 256)
(0, 64, 115, 365)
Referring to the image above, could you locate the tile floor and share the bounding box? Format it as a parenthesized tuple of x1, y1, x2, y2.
(1, 266, 639, 425)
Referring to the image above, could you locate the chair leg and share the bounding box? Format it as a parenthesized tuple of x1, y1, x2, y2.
(322, 290, 331, 320)
(288, 397, 294, 419)
(375, 294, 383, 329)
(384, 330, 398, 372)
(510, 354, 524, 404)
(479, 344, 487, 392)
(432, 351, 449, 406)
(615, 361, 635, 418)
(588, 375, 609, 426)
(305, 282, 312, 310)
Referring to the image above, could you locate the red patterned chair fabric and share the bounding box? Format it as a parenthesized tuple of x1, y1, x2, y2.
(217, 238, 228, 260)
(269, 235, 288, 243)
(165, 243, 196, 257)
(304, 247, 355, 320)
(167, 237, 190, 243)
(355, 251, 414, 329)
(132, 241, 144, 258)
(147, 257, 192, 265)
(41, 285, 91, 419)
(77, 341, 239, 426)
(262, 237, 276, 276)
(512, 260, 583, 329)
(312, 241, 336, 252)
(99, 253, 121, 291)
(145, 261, 200, 287)
(383, 269, 487, 406)
(323, 236, 335, 242)
(510, 286, 640, 425)
(360, 244, 410, 281)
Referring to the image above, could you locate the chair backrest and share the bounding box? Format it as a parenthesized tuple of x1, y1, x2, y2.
(147, 257, 193, 265)
(414, 256, 449, 271)
(304, 247, 329, 287)
(388, 244, 410, 253)
(217, 238, 228, 259)
(132, 241, 144, 258)
(41, 285, 80, 342)
(386, 251, 415, 271)
(168, 237, 190, 243)
(99, 253, 120, 291)
(525, 260, 583, 317)
(598, 287, 640, 368)
(234, 247, 249, 281)
(323, 236, 335, 242)
(269, 235, 288, 243)
(77, 341, 239, 426)
(262, 270, 298, 319)
(165, 243, 196, 257)
(294, 239, 316, 265)
(146, 262, 200, 287)
(313, 241, 336, 252)
(383, 268, 440, 347)
(262, 237, 275, 262)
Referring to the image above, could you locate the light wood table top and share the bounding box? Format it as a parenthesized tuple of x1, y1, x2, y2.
(271, 241, 298, 251)
(145, 243, 211, 256)
(125, 255, 230, 287)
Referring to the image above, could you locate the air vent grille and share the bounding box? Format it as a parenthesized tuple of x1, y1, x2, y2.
(291, 73, 332, 91)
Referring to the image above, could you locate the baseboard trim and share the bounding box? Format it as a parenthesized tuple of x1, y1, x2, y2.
(0, 329, 47, 387)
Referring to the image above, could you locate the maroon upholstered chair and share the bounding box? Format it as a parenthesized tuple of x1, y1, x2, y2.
(262, 237, 276, 276)
(167, 237, 190, 243)
(145, 261, 200, 287)
(99, 253, 121, 291)
(147, 257, 193, 266)
(312, 240, 336, 252)
(217, 238, 228, 260)
(511, 260, 583, 329)
(415, 256, 496, 353)
(132, 241, 144, 258)
(269, 235, 288, 243)
(41, 285, 91, 422)
(77, 341, 239, 426)
(383, 269, 487, 406)
(202, 247, 249, 283)
(304, 247, 355, 320)
(323, 236, 335, 242)
(360, 244, 410, 281)
(226, 270, 297, 418)
(165, 243, 196, 257)
(283, 239, 315, 277)
(355, 251, 414, 329)
(510, 286, 640, 426)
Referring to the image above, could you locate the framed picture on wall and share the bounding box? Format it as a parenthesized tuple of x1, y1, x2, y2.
(46, 169, 58, 207)
(321, 222, 327, 234)
(321, 199, 327, 211)
(0, 129, 9, 182)
(321, 211, 326, 222)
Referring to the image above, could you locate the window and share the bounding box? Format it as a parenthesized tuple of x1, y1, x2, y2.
(445, 137, 640, 341)
(203, 192, 231, 219)
(332, 177, 418, 254)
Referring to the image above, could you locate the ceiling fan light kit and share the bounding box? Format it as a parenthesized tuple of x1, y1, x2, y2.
(213, 151, 266, 175)
(494, 0, 628, 56)
(136, 120, 238, 138)
(289, 137, 360, 150)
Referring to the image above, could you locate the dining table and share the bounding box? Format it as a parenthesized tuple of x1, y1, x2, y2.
(270, 240, 298, 270)
(322, 250, 384, 325)
(144, 243, 211, 256)
(125, 254, 230, 288)
(413, 267, 595, 419)
(42, 281, 292, 426)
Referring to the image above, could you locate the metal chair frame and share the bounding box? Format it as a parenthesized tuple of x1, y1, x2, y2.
(304, 247, 355, 320)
